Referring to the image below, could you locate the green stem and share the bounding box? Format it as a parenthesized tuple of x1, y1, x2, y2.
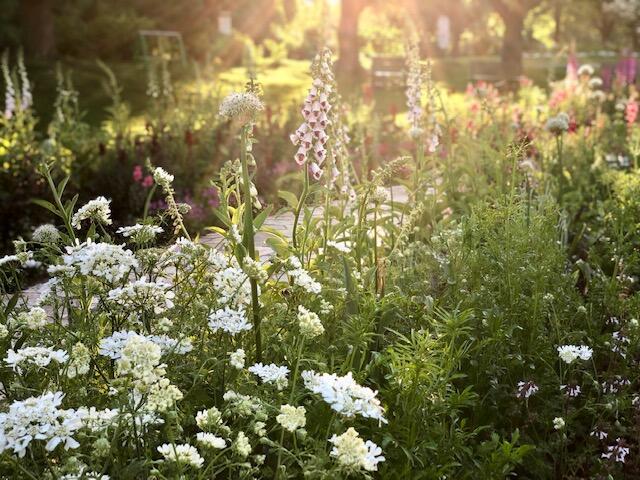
(292, 165, 309, 252)
(556, 135, 565, 208)
(239, 125, 262, 362)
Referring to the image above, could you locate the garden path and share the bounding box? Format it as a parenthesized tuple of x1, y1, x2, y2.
(20, 186, 409, 306)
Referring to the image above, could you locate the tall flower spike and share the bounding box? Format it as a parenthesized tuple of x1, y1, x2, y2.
(291, 48, 335, 180)
(1, 51, 15, 120)
(405, 38, 423, 140)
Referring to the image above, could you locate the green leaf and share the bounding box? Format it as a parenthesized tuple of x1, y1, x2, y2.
(31, 198, 61, 217)
(278, 190, 298, 209)
(253, 205, 273, 229)
(56, 175, 70, 198)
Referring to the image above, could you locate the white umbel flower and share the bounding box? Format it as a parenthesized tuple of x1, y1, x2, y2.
(297, 305, 324, 338)
(229, 348, 246, 369)
(276, 404, 306, 432)
(196, 432, 226, 449)
(208, 307, 252, 335)
(329, 427, 385, 472)
(219, 92, 264, 124)
(157, 443, 204, 468)
(248, 363, 290, 390)
(71, 196, 112, 229)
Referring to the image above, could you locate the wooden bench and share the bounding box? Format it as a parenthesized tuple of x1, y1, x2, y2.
(371, 56, 406, 89)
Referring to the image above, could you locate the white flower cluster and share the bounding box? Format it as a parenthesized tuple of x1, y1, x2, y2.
(291, 48, 334, 180)
(287, 257, 321, 294)
(276, 404, 306, 432)
(67, 342, 91, 378)
(107, 279, 175, 315)
(297, 305, 324, 338)
(5, 345, 68, 371)
(557, 344, 593, 364)
(248, 363, 290, 390)
(212, 265, 254, 308)
(229, 348, 246, 369)
(117, 224, 163, 244)
(153, 167, 174, 189)
(329, 427, 385, 472)
(208, 306, 251, 335)
(219, 91, 264, 124)
(302, 370, 387, 424)
(100, 331, 191, 359)
(116, 335, 164, 388)
(32, 223, 60, 244)
(63, 241, 138, 283)
(71, 196, 112, 229)
(12, 306, 48, 329)
(545, 113, 570, 135)
(0, 392, 83, 457)
(157, 443, 204, 468)
(196, 432, 226, 449)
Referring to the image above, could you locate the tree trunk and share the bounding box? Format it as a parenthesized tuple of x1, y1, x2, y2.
(21, 0, 55, 59)
(337, 0, 367, 77)
(500, 10, 525, 80)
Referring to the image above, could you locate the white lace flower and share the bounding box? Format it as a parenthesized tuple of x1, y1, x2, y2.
(117, 224, 163, 244)
(71, 196, 112, 229)
(297, 305, 324, 338)
(329, 428, 385, 472)
(557, 344, 593, 364)
(107, 279, 175, 315)
(208, 307, 251, 335)
(5, 345, 68, 371)
(248, 363, 290, 390)
(229, 348, 246, 369)
(196, 432, 226, 449)
(0, 392, 83, 458)
(63, 241, 138, 283)
(302, 370, 386, 423)
(276, 404, 306, 432)
(157, 443, 204, 468)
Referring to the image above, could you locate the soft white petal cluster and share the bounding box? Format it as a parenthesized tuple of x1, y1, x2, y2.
(63, 241, 138, 283)
(297, 305, 324, 338)
(0, 392, 84, 457)
(157, 443, 204, 468)
(71, 196, 112, 229)
(329, 427, 385, 472)
(32, 223, 60, 244)
(60, 470, 109, 480)
(290, 48, 334, 180)
(13, 306, 48, 329)
(117, 224, 163, 243)
(153, 167, 174, 189)
(67, 342, 91, 378)
(287, 257, 321, 294)
(327, 240, 352, 253)
(208, 306, 251, 335)
(107, 279, 175, 314)
(545, 112, 570, 135)
(115, 335, 164, 388)
(5, 345, 68, 371)
(557, 344, 593, 364)
(212, 266, 254, 307)
(219, 92, 264, 124)
(196, 432, 227, 449)
(248, 363, 290, 390)
(276, 404, 306, 432)
(229, 348, 246, 369)
(76, 406, 119, 432)
(100, 331, 191, 359)
(302, 370, 387, 424)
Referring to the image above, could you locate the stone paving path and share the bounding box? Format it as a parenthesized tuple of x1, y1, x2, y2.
(20, 186, 409, 305)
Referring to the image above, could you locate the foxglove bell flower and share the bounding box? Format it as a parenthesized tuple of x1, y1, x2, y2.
(291, 49, 335, 180)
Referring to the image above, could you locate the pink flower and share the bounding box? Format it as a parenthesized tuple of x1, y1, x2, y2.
(133, 165, 143, 182)
(142, 175, 154, 188)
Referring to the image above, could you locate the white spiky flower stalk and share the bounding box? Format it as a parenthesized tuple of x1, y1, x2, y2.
(405, 40, 423, 140)
(18, 50, 32, 110)
(1, 51, 15, 120)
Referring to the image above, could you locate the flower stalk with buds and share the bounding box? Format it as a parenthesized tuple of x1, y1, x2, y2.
(220, 90, 264, 361)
